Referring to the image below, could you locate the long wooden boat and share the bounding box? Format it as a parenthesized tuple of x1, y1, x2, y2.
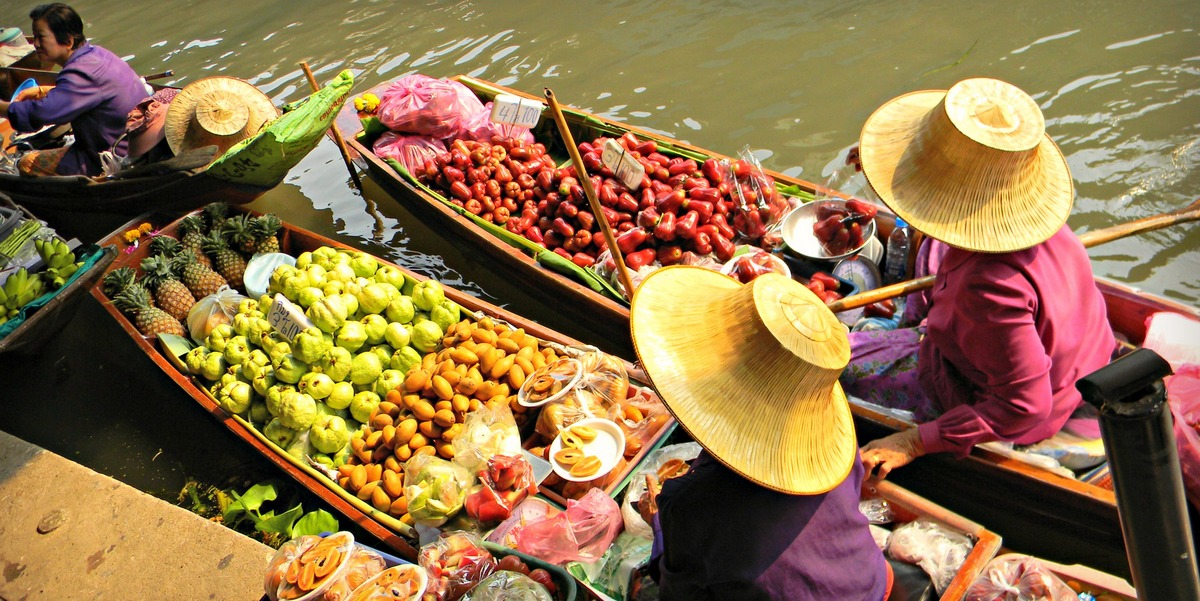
(335, 75, 1200, 576)
(90, 207, 1002, 598)
(0, 65, 352, 243)
(0, 192, 116, 355)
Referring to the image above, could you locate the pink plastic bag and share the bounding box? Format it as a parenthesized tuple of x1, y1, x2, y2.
(376, 74, 485, 138)
(965, 553, 1077, 601)
(458, 101, 535, 145)
(372, 131, 446, 176)
(1167, 364, 1200, 511)
(515, 488, 623, 565)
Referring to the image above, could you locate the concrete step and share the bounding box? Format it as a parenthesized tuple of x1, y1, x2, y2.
(0, 429, 272, 601)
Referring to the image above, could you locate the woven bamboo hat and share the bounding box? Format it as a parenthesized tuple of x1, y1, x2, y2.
(858, 77, 1073, 253)
(630, 266, 856, 495)
(164, 76, 277, 158)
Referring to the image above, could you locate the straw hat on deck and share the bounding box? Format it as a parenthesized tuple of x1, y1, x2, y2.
(858, 77, 1073, 253)
(164, 76, 277, 158)
(630, 266, 857, 495)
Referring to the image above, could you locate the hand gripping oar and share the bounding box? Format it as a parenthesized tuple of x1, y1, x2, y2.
(827, 198, 1200, 313)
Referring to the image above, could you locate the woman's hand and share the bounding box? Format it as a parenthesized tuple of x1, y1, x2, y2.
(861, 428, 925, 479)
(15, 86, 53, 102)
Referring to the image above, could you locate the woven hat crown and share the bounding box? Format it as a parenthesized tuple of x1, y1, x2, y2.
(630, 266, 857, 495)
(859, 78, 1073, 253)
(164, 76, 277, 158)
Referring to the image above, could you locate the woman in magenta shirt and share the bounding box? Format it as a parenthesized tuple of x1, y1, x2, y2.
(1, 4, 147, 176)
(843, 77, 1117, 477)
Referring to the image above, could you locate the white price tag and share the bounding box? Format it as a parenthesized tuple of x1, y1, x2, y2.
(490, 93, 543, 128)
(266, 293, 313, 342)
(601, 138, 646, 191)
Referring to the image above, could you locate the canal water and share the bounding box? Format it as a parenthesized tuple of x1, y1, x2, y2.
(2, 0, 1197, 575)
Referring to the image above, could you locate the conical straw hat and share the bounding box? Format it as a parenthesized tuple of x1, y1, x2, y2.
(630, 266, 857, 495)
(164, 76, 277, 158)
(858, 77, 1073, 253)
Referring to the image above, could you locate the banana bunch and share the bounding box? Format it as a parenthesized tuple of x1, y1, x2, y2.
(34, 237, 82, 290)
(0, 267, 46, 320)
(353, 92, 380, 113)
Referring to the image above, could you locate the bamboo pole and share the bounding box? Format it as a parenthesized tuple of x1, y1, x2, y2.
(299, 62, 362, 191)
(828, 198, 1200, 313)
(543, 87, 637, 300)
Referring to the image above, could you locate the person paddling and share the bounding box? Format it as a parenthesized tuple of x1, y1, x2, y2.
(631, 265, 891, 600)
(841, 78, 1117, 478)
(0, 3, 148, 177)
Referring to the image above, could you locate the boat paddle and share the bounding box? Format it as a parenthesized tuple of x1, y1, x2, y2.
(299, 61, 362, 193)
(544, 87, 638, 300)
(827, 197, 1200, 313)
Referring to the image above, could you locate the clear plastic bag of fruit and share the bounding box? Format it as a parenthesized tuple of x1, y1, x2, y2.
(454, 402, 523, 474)
(459, 571, 553, 601)
(612, 387, 671, 461)
(463, 453, 538, 524)
(514, 487, 624, 565)
(372, 131, 446, 177)
(346, 564, 428, 601)
(418, 531, 498, 601)
(376, 74, 485, 139)
(886, 519, 974, 596)
(265, 532, 387, 601)
(404, 454, 473, 528)
(519, 347, 629, 440)
(964, 554, 1079, 601)
(724, 147, 790, 246)
(187, 284, 248, 344)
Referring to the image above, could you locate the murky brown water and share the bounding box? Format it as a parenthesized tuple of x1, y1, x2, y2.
(2, 0, 1197, 572)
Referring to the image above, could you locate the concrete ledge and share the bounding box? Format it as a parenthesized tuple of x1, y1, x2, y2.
(0, 430, 273, 601)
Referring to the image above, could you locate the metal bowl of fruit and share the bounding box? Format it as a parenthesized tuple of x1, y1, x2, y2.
(780, 199, 878, 261)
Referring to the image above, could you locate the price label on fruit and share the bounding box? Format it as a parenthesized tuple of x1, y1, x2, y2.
(601, 138, 646, 190)
(490, 93, 542, 128)
(266, 293, 312, 342)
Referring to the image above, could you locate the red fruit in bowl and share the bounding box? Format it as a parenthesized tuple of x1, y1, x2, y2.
(528, 568, 557, 594)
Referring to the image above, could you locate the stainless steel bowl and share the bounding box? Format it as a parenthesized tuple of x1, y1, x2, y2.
(780, 200, 877, 261)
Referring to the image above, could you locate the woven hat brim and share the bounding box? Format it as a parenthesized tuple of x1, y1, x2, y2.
(630, 266, 857, 495)
(164, 77, 278, 157)
(859, 89, 1073, 253)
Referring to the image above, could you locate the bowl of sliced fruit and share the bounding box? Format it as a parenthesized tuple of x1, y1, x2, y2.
(780, 198, 878, 261)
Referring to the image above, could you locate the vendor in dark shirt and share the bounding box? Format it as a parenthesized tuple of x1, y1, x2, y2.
(630, 266, 891, 601)
(0, 4, 148, 176)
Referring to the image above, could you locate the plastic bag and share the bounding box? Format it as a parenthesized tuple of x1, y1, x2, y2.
(459, 102, 535, 145)
(486, 497, 562, 549)
(345, 564, 427, 601)
(886, 519, 973, 595)
(1167, 364, 1200, 510)
(265, 532, 384, 601)
(418, 531, 498, 601)
(454, 402, 523, 474)
(521, 347, 629, 440)
(568, 531, 652, 601)
(724, 147, 789, 246)
(964, 553, 1078, 601)
(620, 442, 702, 538)
(463, 453, 538, 524)
(459, 571, 552, 601)
(812, 199, 876, 257)
(376, 74, 485, 139)
(187, 285, 248, 344)
(611, 386, 671, 460)
(515, 488, 623, 565)
(373, 132, 446, 177)
(404, 454, 473, 528)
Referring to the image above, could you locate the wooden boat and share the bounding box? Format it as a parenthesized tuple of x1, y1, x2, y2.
(88, 205, 678, 561)
(0, 64, 352, 243)
(0, 192, 116, 355)
(334, 76, 1200, 576)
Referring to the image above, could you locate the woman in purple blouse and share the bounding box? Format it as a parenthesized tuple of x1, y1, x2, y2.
(0, 4, 147, 176)
(841, 78, 1117, 477)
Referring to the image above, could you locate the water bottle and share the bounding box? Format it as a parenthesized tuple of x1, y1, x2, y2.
(883, 218, 911, 285)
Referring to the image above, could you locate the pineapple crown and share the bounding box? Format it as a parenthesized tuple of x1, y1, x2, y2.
(252, 214, 282, 239)
(201, 229, 232, 253)
(178, 214, 206, 236)
(111, 281, 153, 314)
(222, 214, 256, 247)
(139, 255, 179, 291)
(171, 248, 206, 273)
(203, 202, 230, 229)
(101, 266, 138, 298)
(147, 235, 182, 258)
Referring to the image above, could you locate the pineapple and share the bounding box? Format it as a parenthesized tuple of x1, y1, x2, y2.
(147, 234, 182, 258)
(178, 215, 213, 269)
(101, 266, 139, 299)
(202, 230, 246, 291)
(173, 248, 228, 299)
(140, 254, 196, 322)
(223, 213, 257, 255)
(203, 202, 230, 232)
(112, 282, 185, 337)
(251, 214, 283, 255)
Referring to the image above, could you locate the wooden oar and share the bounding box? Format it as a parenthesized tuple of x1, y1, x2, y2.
(827, 198, 1200, 313)
(544, 87, 638, 300)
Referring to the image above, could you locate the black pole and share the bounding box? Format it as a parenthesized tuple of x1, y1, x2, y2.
(1077, 348, 1200, 600)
